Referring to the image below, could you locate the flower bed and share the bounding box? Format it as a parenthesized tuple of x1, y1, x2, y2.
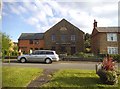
(96, 54, 120, 85)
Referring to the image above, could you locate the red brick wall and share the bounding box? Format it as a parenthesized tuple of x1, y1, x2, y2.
(18, 39, 45, 53)
(91, 32, 119, 55)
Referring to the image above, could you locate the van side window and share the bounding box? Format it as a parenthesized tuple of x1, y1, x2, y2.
(39, 51, 46, 55)
(34, 51, 39, 55)
(46, 51, 54, 55)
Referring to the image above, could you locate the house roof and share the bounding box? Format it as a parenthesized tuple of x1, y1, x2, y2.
(95, 27, 119, 33)
(18, 33, 44, 40)
(45, 18, 84, 34)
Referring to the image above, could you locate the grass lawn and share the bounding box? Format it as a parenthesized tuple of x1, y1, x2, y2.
(2, 66, 43, 87)
(43, 69, 119, 89)
(0, 66, 2, 88)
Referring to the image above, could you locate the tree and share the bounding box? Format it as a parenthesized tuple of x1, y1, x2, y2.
(84, 33, 91, 53)
(2, 32, 13, 56)
(12, 42, 18, 56)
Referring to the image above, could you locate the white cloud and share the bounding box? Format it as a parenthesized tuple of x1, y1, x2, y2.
(26, 17, 39, 25)
(43, 4, 53, 17)
(18, 5, 27, 13)
(36, 11, 47, 24)
(92, 3, 118, 18)
(40, 26, 50, 32)
(4, 1, 118, 34)
(9, 4, 20, 15)
(48, 17, 62, 25)
(95, 18, 113, 27)
(23, 2, 38, 12)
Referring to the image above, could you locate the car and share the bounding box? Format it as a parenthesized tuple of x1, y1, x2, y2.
(17, 50, 59, 64)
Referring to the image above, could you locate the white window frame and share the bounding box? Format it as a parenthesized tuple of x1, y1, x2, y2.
(71, 35, 75, 41)
(51, 34, 55, 41)
(107, 47, 118, 54)
(107, 33, 117, 41)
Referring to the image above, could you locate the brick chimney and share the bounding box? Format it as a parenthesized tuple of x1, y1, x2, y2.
(93, 19, 97, 28)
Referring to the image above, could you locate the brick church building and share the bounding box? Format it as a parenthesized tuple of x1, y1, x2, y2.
(18, 19, 85, 55)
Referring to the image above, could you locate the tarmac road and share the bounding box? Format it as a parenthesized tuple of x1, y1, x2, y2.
(2, 59, 119, 70)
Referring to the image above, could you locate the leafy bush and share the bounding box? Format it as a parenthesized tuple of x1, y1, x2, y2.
(102, 57, 115, 71)
(97, 55, 119, 85)
(75, 52, 96, 58)
(97, 69, 118, 85)
(110, 54, 120, 62)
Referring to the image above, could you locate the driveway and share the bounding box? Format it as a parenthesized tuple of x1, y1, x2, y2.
(2, 59, 119, 70)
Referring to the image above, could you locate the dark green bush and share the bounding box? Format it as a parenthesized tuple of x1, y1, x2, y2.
(110, 54, 120, 62)
(97, 69, 118, 85)
(75, 52, 96, 58)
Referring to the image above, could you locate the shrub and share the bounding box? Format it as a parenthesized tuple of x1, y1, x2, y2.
(102, 57, 115, 71)
(110, 54, 120, 62)
(97, 54, 119, 85)
(97, 69, 118, 85)
(75, 52, 96, 58)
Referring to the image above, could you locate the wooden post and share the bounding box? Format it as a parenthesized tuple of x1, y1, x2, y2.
(8, 52, 10, 64)
(95, 64, 98, 74)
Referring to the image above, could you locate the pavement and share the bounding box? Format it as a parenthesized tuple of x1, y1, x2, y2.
(2, 59, 119, 70)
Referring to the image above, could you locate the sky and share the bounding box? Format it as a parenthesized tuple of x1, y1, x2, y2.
(2, 0, 119, 42)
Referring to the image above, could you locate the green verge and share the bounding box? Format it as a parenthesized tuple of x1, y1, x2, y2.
(2, 66, 43, 87)
(0, 66, 2, 88)
(42, 69, 119, 89)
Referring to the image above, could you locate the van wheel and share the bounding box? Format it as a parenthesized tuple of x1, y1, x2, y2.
(20, 58, 26, 63)
(45, 58, 52, 64)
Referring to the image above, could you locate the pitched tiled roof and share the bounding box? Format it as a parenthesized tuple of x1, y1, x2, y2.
(18, 33, 44, 40)
(45, 18, 84, 34)
(95, 27, 119, 32)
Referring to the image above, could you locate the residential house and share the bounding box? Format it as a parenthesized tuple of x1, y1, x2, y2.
(91, 20, 120, 55)
(18, 33, 44, 53)
(44, 19, 84, 55)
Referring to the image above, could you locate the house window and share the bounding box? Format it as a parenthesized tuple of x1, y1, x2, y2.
(107, 47, 118, 54)
(60, 46, 67, 53)
(40, 48, 43, 50)
(29, 40, 33, 44)
(61, 35, 66, 41)
(34, 40, 39, 44)
(35, 48, 38, 50)
(51, 34, 55, 41)
(107, 33, 117, 41)
(51, 46, 56, 51)
(71, 35, 75, 41)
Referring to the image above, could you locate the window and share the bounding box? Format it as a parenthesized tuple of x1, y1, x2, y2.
(35, 48, 38, 50)
(32, 51, 39, 55)
(83, 34, 85, 39)
(46, 51, 54, 55)
(61, 35, 66, 41)
(51, 34, 55, 41)
(39, 51, 46, 55)
(71, 35, 75, 41)
(107, 33, 117, 41)
(107, 47, 118, 54)
(33, 51, 46, 55)
(51, 46, 56, 51)
(29, 40, 33, 44)
(40, 48, 43, 50)
(60, 46, 67, 53)
(34, 40, 39, 44)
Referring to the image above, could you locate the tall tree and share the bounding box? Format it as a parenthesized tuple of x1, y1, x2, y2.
(84, 33, 91, 53)
(2, 32, 13, 56)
